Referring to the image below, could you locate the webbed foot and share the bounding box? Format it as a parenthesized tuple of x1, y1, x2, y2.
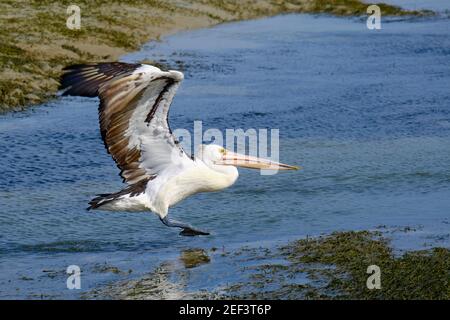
(179, 228, 210, 236)
(160, 216, 210, 236)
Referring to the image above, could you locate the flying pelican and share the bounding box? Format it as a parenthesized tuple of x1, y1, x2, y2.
(59, 62, 298, 236)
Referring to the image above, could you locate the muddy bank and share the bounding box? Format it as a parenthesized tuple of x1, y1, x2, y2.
(87, 231, 449, 300)
(0, 0, 431, 113)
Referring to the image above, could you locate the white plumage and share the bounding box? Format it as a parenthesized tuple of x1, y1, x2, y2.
(60, 62, 297, 236)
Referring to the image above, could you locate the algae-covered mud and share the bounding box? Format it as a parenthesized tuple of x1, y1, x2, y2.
(0, 0, 431, 112)
(1, 2, 450, 299)
(87, 231, 450, 300)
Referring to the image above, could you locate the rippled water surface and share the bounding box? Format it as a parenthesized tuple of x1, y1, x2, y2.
(1, 12, 449, 298)
(372, 0, 450, 11)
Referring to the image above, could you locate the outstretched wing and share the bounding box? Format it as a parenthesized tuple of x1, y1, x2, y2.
(59, 62, 193, 185)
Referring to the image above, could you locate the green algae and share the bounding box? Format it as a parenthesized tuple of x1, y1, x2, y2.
(224, 231, 450, 299)
(87, 230, 449, 300)
(180, 248, 211, 269)
(93, 263, 132, 275)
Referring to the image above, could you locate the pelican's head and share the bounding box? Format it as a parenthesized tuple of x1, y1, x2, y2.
(197, 144, 299, 172)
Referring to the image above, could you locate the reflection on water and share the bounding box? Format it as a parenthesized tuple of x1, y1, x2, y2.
(1, 12, 450, 298)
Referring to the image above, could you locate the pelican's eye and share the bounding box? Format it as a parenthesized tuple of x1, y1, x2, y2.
(220, 148, 226, 155)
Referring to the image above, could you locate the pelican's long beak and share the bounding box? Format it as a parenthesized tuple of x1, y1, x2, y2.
(219, 151, 300, 171)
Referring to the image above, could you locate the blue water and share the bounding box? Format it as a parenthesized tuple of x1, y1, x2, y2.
(1, 10, 449, 298)
(371, 0, 450, 12)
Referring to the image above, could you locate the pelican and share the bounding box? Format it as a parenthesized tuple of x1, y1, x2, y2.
(59, 62, 298, 236)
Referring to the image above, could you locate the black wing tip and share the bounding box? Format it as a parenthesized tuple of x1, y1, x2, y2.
(59, 63, 105, 97)
(87, 195, 107, 210)
(62, 63, 93, 71)
(62, 61, 141, 73)
(59, 62, 142, 97)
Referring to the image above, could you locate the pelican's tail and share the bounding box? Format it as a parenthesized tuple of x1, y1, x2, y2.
(87, 193, 114, 210)
(87, 180, 149, 211)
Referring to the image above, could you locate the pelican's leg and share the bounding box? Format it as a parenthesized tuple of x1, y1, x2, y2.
(160, 216, 210, 236)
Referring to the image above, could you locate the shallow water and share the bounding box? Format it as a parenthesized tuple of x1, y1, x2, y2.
(370, 0, 450, 12)
(1, 11, 449, 298)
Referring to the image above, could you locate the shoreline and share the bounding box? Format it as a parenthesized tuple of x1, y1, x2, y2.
(0, 0, 432, 113)
(86, 229, 450, 300)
